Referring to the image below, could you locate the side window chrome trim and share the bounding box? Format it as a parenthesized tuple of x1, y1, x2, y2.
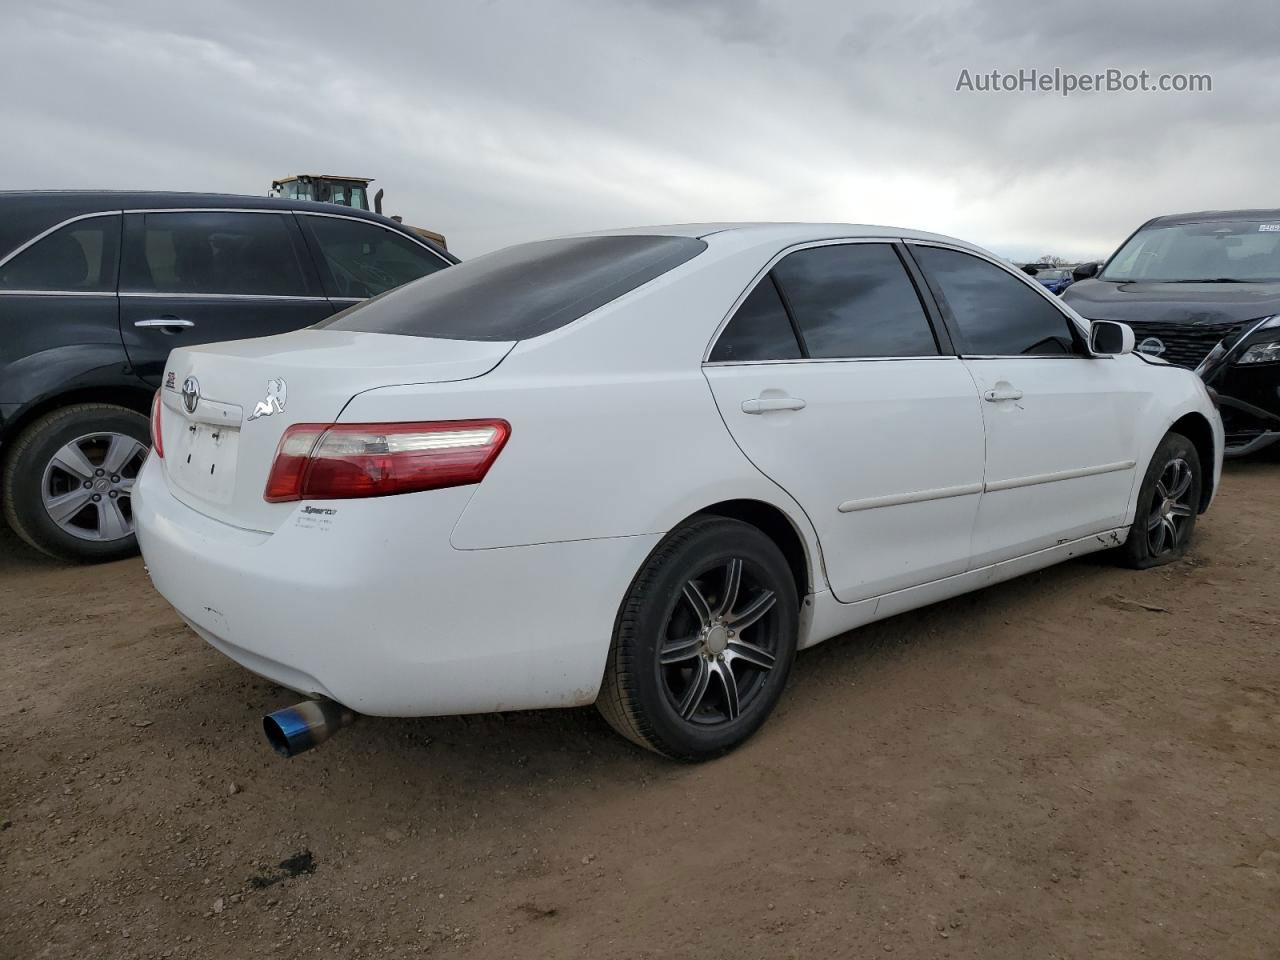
(0, 289, 116, 297)
(702, 236, 937, 365)
(0, 210, 123, 270)
(120, 207, 292, 214)
(704, 355, 961, 367)
(296, 211, 453, 266)
(118, 291, 332, 302)
(904, 239, 1093, 354)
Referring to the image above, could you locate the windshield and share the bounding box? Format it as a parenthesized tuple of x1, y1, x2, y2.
(1038, 269, 1069, 281)
(1101, 219, 1280, 282)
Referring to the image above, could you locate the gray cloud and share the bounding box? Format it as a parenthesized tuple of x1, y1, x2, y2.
(2, 0, 1277, 261)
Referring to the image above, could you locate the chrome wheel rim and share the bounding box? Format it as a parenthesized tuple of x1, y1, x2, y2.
(1146, 456, 1194, 556)
(41, 432, 147, 542)
(658, 558, 779, 726)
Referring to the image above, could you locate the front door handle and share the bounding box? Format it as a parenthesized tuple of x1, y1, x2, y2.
(741, 396, 807, 414)
(134, 318, 195, 331)
(983, 387, 1023, 402)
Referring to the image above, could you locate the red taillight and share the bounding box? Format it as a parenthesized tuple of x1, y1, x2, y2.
(150, 391, 165, 459)
(264, 420, 510, 503)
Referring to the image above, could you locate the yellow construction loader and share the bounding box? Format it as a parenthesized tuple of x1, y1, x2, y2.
(270, 174, 447, 250)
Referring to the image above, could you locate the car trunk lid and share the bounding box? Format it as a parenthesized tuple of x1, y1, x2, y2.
(156, 329, 514, 532)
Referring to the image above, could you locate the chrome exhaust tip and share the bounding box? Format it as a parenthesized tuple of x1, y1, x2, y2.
(263, 698, 355, 757)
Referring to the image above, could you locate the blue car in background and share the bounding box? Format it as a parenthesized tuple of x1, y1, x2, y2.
(1035, 267, 1074, 295)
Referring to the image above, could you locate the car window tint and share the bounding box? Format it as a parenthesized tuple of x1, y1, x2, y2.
(305, 216, 447, 298)
(318, 235, 707, 341)
(914, 246, 1079, 356)
(709, 277, 801, 362)
(771, 243, 939, 358)
(0, 215, 120, 291)
(123, 212, 310, 296)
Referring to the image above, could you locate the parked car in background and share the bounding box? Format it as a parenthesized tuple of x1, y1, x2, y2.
(1034, 267, 1074, 295)
(1066, 209, 1280, 457)
(135, 223, 1221, 762)
(0, 191, 455, 562)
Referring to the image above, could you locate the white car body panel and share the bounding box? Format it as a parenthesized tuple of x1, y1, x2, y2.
(134, 459, 660, 714)
(157, 329, 513, 532)
(962, 355, 1144, 566)
(135, 223, 1224, 718)
(705, 357, 985, 602)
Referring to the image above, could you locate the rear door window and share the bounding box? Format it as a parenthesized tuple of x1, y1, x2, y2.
(708, 277, 802, 362)
(121, 211, 313, 296)
(913, 246, 1081, 356)
(771, 243, 940, 358)
(0, 215, 121, 292)
(301, 216, 448, 299)
(318, 234, 707, 341)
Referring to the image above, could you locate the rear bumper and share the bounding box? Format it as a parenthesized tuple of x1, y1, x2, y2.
(133, 455, 659, 716)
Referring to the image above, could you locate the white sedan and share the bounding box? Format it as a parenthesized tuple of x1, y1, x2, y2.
(135, 224, 1222, 761)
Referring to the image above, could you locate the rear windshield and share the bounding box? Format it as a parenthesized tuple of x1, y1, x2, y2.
(316, 234, 707, 341)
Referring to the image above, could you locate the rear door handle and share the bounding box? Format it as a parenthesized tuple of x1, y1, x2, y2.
(983, 387, 1023, 402)
(741, 396, 807, 414)
(134, 318, 195, 330)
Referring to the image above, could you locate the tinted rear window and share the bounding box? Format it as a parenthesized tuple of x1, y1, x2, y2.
(316, 235, 707, 341)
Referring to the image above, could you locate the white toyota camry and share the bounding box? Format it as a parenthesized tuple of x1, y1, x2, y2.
(135, 224, 1222, 761)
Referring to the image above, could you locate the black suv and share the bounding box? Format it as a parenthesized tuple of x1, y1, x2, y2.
(1065, 209, 1280, 457)
(0, 191, 456, 561)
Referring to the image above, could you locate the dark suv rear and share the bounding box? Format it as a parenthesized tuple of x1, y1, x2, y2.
(1064, 209, 1280, 457)
(0, 191, 456, 561)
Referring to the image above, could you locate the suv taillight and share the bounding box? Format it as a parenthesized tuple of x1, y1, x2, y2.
(150, 391, 165, 459)
(264, 420, 510, 502)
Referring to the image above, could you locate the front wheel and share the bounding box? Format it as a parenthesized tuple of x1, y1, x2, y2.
(597, 517, 799, 761)
(1120, 431, 1202, 569)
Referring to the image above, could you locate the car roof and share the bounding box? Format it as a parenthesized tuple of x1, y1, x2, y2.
(1145, 209, 1280, 226)
(566, 221, 994, 257)
(0, 190, 440, 263)
(573, 221, 988, 245)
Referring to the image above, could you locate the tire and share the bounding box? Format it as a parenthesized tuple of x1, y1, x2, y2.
(1120, 431, 1202, 569)
(597, 516, 799, 761)
(2, 403, 151, 563)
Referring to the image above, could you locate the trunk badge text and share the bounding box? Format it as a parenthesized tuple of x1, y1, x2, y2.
(181, 377, 200, 414)
(248, 379, 288, 422)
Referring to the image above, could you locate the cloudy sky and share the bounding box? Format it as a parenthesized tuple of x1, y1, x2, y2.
(2, 0, 1276, 261)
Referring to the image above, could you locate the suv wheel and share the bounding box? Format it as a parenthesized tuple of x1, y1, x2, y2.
(597, 517, 799, 761)
(2, 403, 150, 563)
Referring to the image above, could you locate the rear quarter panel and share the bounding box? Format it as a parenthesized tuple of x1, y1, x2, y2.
(338, 234, 828, 591)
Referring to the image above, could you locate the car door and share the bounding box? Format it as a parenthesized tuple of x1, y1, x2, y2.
(295, 212, 451, 308)
(703, 240, 987, 604)
(0, 212, 123, 404)
(909, 243, 1144, 567)
(118, 210, 333, 386)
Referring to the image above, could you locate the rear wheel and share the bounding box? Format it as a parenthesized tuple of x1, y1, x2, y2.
(597, 517, 799, 761)
(1120, 431, 1202, 569)
(2, 403, 150, 563)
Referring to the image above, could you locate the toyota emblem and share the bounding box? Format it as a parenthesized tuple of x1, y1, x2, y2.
(181, 376, 200, 414)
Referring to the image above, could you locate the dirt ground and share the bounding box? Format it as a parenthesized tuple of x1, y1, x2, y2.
(1, 453, 1278, 960)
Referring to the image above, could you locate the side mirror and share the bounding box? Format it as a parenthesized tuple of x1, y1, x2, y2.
(1072, 261, 1101, 282)
(1091, 320, 1134, 356)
